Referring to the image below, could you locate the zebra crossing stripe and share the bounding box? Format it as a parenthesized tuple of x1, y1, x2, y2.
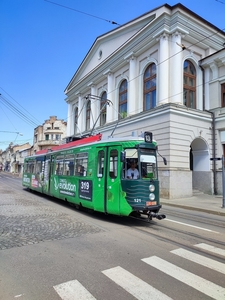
(53, 279, 97, 300)
(171, 248, 225, 274)
(195, 243, 225, 256)
(142, 256, 225, 300)
(102, 266, 173, 300)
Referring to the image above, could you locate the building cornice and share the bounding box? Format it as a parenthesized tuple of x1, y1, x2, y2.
(89, 103, 212, 136)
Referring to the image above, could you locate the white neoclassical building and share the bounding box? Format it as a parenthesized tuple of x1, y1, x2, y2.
(64, 3, 225, 199)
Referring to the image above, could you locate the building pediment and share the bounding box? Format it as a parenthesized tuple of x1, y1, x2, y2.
(65, 11, 159, 93)
(65, 3, 225, 96)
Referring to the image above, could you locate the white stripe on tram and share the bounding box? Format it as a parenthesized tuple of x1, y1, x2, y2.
(102, 266, 173, 300)
(165, 218, 219, 233)
(195, 243, 225, 256)
(53, 280, 97, 300)
(171, 248, 225, 274)
(142, 256, 225, 300)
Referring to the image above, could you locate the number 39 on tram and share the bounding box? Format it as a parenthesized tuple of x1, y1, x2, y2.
(22, 131, 167, 220)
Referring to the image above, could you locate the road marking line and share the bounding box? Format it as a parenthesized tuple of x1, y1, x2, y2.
(142, 256, 225, 300)
(171, 248, 225, 274)
(53, 279, 97, 300)
(102, 266, 173, 300)
(195, 243, 225, 256)
(165, 218, 219, 233)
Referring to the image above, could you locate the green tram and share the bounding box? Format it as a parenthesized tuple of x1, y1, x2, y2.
(22, 132, 166, 220)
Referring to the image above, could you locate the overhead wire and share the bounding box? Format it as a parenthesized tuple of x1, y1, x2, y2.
(44, 0, 121, 25)
(43, 0, 225, 127)
(215, 0, 225, 4)
(0, 103, 18, 132)
(0, 94, 39, 127)
(104, 14, 225, 106)
(2, 1, 223, 137)
(0, 87, 41, 125)
(0, 1, 120, 145)
(67, 20, 225, 125)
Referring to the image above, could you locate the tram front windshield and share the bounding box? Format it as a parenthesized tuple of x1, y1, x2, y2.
(124, 148, 157, 180)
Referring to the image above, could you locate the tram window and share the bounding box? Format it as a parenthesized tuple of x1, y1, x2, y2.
(109, 150, 118, 179)
(125, 149, 138, 160)
(97, 150, 104, 177)
(64, 154, 75, 176)
(27, 161, 35, 173)
(75, 152, 88, 177)
(55, 155, 64, 175)
(50, 159, 55, 176)
(123, 148, 139, 179)
(35, 161, 42, 174)
(43, 159, 50, 181)
(24, 162, 28, 173)
(140, 154, 157, 179)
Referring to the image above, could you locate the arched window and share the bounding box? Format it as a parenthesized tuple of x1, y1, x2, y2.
(183, 60, 196, 108)
(86, 100, 91, 130)
(100, 91, 107, 126)
(143, 63, 156, 110)
(74, 106, 78, 134)
(119, 79, 127, 118)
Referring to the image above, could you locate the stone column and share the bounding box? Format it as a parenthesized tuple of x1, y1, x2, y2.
(170, 32, 183, 104)
(204, 68, 210, 110)
(209, 62, 218, 80)
(66, 101, 72, 137)
(158, 33, 169, 105)
(90, 84, 97, 128)
(104, 70, 114, 123)
(127, 54, 137, 115)
(77, 94, 83, 134)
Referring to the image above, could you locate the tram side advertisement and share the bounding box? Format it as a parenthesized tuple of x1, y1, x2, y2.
(23, 174, 30, 187)
(54, 177, 76, 197)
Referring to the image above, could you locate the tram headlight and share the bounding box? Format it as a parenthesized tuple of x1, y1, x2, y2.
(149, 184, 155, 192)
(149, 193, 155, 200)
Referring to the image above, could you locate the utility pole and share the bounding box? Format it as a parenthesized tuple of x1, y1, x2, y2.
(210, 156, 225, 208)
(222, 156, 225, 208)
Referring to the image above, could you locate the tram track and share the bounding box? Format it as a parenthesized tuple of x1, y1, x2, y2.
(1, 174, 225, 253)
(161, 207, 225, 229)
(126, 226, 225, 263)
(128, 219, 225, 262)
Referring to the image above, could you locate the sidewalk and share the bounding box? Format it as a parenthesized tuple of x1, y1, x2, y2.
(161, 193, 225, 216)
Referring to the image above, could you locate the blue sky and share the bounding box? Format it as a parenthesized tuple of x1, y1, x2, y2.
(0, 0, 224, 150)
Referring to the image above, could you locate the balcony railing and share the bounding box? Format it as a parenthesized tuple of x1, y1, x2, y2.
(37, 140, 61, 146)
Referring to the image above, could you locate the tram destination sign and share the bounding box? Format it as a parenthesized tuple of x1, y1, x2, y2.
(144, 132, 153, 143)
(79, 180, 92, 201)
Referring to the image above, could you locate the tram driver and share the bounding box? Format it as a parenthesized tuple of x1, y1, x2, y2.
(127, 161, 139, 179)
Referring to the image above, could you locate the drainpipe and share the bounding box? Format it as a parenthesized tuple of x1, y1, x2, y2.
(200, 64, 217, 195)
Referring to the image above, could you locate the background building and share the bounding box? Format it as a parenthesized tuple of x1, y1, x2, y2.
(0, 117, 67, 175)
(64, 3, 225, 199)
(0, 142, 31, 174)
(33, 116, 67, 153)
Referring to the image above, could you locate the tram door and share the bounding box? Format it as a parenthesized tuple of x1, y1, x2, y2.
(96, 146, 121, 214)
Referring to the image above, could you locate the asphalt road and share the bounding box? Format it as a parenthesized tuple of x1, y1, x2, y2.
(0, 172, 225, 300)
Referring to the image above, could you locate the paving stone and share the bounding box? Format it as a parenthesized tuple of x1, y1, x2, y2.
(0, 183, 103, 250)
